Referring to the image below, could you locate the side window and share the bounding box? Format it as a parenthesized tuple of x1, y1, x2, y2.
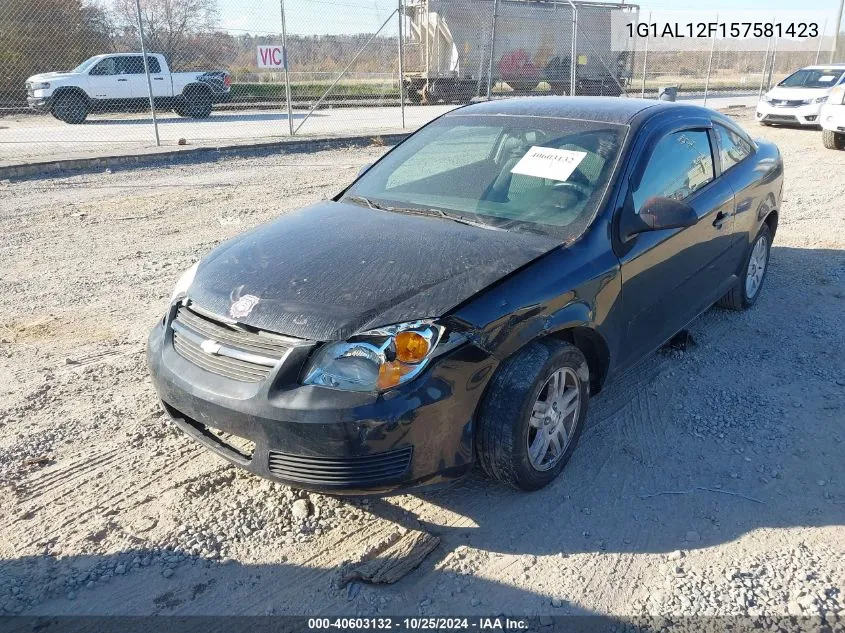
(385, 125, 501, 190)
(713, 123, 752, 171)
(90, 58, 117, 76)
(633, 130, 714, 211)
(118, 56, 146, 75)
(147, 56, 162, 74)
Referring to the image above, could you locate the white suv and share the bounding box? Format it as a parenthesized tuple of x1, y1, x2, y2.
(755, 64, 845, 127)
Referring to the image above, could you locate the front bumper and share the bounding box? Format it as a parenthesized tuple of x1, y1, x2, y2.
(755, 100, 823, 126)
(27, 95, 53, 112)
(146, 306, 494, 495)
(820, 103, 845, 133)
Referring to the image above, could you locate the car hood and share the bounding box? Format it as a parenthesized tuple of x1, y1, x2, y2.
(187, 201, 561, 341)
(27, 72, 77, 83)
(767, 86, 832, 100)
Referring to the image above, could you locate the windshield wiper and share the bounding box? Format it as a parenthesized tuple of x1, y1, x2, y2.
(386, 206, 503, 231)
(345, 195, 387, 210)
(345, 196, 502, 231)
(430, 208, 504, 231)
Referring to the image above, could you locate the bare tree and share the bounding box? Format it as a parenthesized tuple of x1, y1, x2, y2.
(0, 0, 113, 105)
(113, 0, 220, 70)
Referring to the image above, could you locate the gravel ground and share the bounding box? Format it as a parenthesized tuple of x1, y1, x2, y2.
(0, 112, 843, 619)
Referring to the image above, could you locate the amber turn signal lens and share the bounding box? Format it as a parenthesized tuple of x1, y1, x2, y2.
(377, 360, 413, 390)
(394, 331, 430, 364)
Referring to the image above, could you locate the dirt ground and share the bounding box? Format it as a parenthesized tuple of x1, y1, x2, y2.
(0, 111, 843, 619)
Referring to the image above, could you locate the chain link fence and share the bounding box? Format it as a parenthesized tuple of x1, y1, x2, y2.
(0, 0, 843, 158)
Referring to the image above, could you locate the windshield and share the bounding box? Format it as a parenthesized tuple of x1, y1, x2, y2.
(778, 68, 845, 89)
(343, 114, 627, 239)
(72, 57, 102, 74)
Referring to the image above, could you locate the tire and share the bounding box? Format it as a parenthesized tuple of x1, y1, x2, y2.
(719, 223, 772, 310)
(475, 339, 590, 491)
(182, 88, 213, 119)
(52, 92, 88, 124)
(823, 129, 845, 150)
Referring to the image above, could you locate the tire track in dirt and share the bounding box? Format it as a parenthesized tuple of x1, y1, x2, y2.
(17, 444, 210, 549)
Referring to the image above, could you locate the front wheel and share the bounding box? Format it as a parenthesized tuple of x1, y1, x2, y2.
(719, 224, 772, 310)
(52, 93, 89, 124)
(475, 339, 589, 491)
(822, 129, 845, 150)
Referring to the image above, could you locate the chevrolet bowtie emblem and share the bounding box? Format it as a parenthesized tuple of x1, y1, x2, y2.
(200, 339, 222, 355)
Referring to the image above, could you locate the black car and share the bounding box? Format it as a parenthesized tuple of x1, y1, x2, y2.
(147, 97, 783, 494)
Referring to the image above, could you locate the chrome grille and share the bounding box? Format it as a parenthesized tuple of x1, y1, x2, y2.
(771, 99, 804, 108)
(268, 447, 413, 486)
(171, 304, 300, 383)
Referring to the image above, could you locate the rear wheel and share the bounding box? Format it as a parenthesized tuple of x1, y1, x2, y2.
(475, 339, 589, 491)
(52, 93, 88, 124)
(719, 224, 772, 310)
(822, 129, 845, 150)
(181, 88, 213, 118)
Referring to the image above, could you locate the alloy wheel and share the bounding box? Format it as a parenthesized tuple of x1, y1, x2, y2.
(527, 367, 581, 471)
(745, 235, 768, 299)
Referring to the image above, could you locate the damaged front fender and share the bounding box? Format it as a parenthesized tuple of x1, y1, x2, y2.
(445, 229, 624, 385)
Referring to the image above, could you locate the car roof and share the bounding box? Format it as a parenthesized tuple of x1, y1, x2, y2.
(448, 96, 707, 126)
(90, 52, 162, 58)
(797, 64, 845, 70)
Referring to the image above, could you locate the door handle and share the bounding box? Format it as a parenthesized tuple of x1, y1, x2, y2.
(117, 78, 128, 82)
(153, 77, 164, 80)
(712, 211, 728, 228)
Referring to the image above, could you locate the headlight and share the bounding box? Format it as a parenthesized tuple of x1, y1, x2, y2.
(302, 320, 449, 392)
(761, 95, 773, 103)
(30, 82, 50, 90)
(813, 96, 828, 104)
(170, 262, 199, 304)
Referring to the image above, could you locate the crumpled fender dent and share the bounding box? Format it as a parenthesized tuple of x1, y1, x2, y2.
(444, 232, 623, 376)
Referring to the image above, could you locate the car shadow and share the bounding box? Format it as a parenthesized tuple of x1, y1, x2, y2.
(3, 548, 622, 620)
(364, 244, 844, 559)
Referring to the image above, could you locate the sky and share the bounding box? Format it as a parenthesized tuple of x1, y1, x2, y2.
(218, 0, 845, 37)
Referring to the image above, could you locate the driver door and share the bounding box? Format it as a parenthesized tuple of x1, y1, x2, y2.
(617, 126, 736, 368)
(88, 57, 125, 101)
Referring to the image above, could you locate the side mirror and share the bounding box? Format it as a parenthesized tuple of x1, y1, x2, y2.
(621, 196, 698, 241)
(357, 162, 373, 179)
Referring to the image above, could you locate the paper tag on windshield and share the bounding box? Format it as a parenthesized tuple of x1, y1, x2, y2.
(511, 146, 587, 182)
(818, 75, 836, 82)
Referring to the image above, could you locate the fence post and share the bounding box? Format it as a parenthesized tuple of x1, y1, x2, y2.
(767, 35, 778, 90)
(758, 36, 772, 100)
(702, 14, 718, 106)
(280, 0, 294, 136)
(486, 0, 499, 100)
(398, 0, 405, 128)
(568, 1, 578, 96)
(640, 11, 650, 98)
(832, 0, 844, 63)
(816, 18, 828, 64)
(134, 0, 160, 146)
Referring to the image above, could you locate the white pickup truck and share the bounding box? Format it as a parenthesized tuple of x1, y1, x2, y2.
(25, 53, 231, 124)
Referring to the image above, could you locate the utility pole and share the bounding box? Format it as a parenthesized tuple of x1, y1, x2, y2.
(831, 0, 844, 63)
